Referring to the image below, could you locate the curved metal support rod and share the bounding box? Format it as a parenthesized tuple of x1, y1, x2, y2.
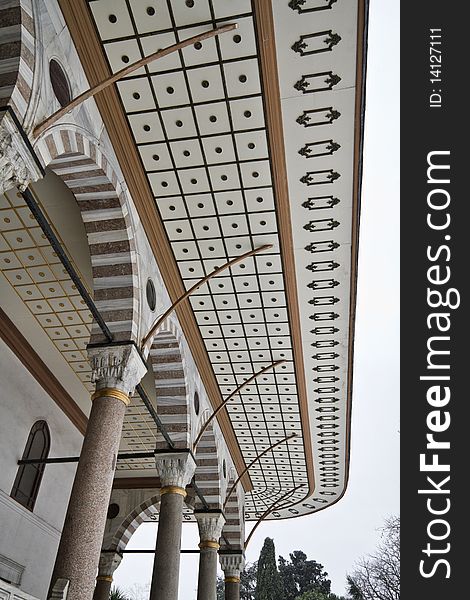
(33, 23, 238, 137)
(141, 244, 273, 350)
(192, 359, 285, 450)
(223, 434, 298, 508)
(244, 485, 305, 549)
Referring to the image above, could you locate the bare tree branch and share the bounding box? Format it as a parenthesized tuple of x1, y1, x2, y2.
(347, 516, 400, 600)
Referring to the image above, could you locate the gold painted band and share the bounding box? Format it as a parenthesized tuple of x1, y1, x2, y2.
(199, 540, 220, 550)
(160, 485, 187, 498)
(225, 576, 240, 584)
(91, 388, 130, 406)
(96, 576, 113, 583)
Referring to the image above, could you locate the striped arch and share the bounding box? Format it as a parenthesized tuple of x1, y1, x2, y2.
(221, 471, 245, 550)
(109, 493, 160, 552)
(0, 0, 35, 123)
(35, 128, 140, 342)
(149, 320, 191, 449)
(194, 422, 222, 509)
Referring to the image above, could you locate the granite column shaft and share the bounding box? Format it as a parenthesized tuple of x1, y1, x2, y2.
(219, 552, 245, 600)
(92, 552, 122, 600)
(195, 511, 225, 600)
(224, 579, 241, 600)
(48, 345, 146, 600)
(92, 576, 112, 600)
(149, 451, 196, 600)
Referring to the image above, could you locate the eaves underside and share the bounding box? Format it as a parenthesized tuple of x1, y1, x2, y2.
(54, 0, 367, 520)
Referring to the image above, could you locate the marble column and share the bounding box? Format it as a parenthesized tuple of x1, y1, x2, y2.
(195, 511, 226, 600)
(149, 451, 196, 600)
(219, 552, 245, 600)
(92, 551, 122, 600)
(48, 344, 146, 600)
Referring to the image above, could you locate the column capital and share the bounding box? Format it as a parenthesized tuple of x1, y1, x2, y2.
(155, 450, 196, 490)
(88, 343, 147, 396)
(97, 551, 122, 579)
(195, 510, 226, 545)
(0, 109, 43, 195)
(48, 578, 70, 600)
(219, 551, 245, 578)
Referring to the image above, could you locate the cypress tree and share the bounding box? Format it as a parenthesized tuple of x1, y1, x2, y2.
(255, 538, 284, 600)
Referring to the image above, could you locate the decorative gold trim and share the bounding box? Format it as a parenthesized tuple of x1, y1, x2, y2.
(225, 577, 240, 584)
(160, 485, 187, 498)
(199, 540, 220, 550)
(91, 388, 130, 406)
(96, 576, 113, 583)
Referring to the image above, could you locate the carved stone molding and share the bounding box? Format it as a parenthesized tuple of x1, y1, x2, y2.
(219, 552, 245, 578)
(0, 110, 43, 196)
(48, 578, 69, 600)
(155, 451, 196, 489)
(88, 344, 147, 395)
(194, 511, 226, 543)
(98, 552, 122, 577)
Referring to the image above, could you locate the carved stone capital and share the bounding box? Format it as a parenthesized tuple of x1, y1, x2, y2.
(88, 344, 147, 396)
(155, 450, 196, 489)
(219, 552, 245, 578)
(0, 110, 43, 195)
(48, 578, 70, 600)
(195, 510, 226, 543)
(98, 551, 122, 577)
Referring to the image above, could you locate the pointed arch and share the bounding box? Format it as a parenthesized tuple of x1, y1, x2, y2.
(34, 127, 140, 343)
(11, 420, 50, 511)
(109, 492, 161, 552)
(194, 421, 222, 509)
(149, 320, 190, 449)
(0, 0, 35, 123)
(221, 470, 245, 550)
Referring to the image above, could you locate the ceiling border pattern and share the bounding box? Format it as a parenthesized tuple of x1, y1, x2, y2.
(52, 0, 368, 519)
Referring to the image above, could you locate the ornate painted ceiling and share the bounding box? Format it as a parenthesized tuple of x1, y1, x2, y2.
(0, 0, 367, 522)
(83, 0, 367, 520)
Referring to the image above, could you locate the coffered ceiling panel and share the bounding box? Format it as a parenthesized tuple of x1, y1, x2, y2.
(86, 0, 367, 520)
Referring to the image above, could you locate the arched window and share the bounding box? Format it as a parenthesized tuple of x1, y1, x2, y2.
(11, 420, 50, 511)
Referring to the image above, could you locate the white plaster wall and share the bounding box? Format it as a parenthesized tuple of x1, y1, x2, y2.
(0, 339, 83, 599)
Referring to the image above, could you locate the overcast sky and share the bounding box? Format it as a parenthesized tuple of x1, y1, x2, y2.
(113, 1, 400, 597)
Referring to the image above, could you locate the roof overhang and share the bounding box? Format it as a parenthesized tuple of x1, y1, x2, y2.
(54, 0, 368, 519)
